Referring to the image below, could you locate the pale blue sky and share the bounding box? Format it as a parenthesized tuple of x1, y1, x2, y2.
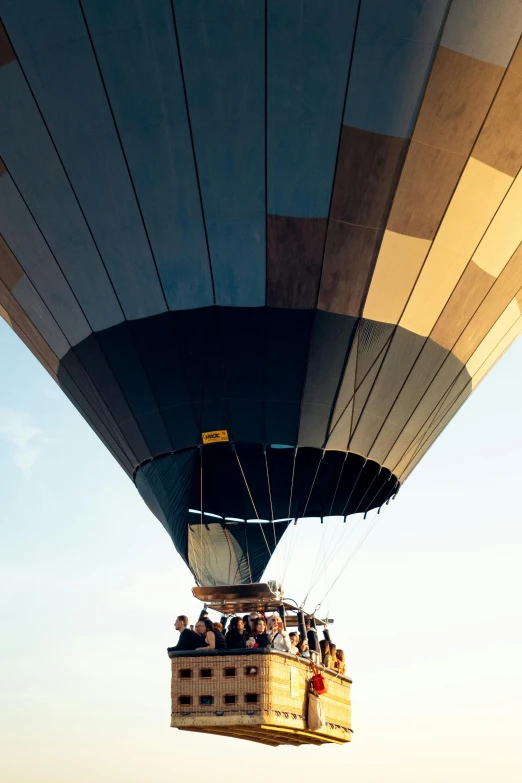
(1, 317, 521, 782)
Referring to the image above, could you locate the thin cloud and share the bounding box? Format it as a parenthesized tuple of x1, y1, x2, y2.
(0, 407, 42, 476)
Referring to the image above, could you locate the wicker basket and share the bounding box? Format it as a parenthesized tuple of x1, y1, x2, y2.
(170, 648, 352, 747)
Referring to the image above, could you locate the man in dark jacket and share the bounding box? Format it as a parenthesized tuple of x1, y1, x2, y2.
(168, 615, 202, 652)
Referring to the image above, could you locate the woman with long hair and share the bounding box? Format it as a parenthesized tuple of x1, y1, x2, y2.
(225, 616, 249, 649)
(195, 618, 226, 650)
(246, 617, 270, 649)
(334, 649, 346, 675)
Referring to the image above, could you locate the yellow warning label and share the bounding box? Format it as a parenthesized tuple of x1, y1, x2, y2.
(202, 429, 229, 444)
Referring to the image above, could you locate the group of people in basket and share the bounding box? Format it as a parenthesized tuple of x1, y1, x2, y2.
(170, 612, 346, 675)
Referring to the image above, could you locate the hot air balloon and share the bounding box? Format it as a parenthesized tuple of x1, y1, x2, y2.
(1, 0, 521, 747)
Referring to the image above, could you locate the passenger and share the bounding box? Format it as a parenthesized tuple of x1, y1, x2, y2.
(289, 632, 300, 655)
(334, 649, 346, 675)
(225, 617, 249, 649)
(246, 617, 270, 648)
(267, 613, 292, 652)
(305, 618, 320, 655)
(298, 638, 310, 658)
(168, 615, 202, 652)
(196, 617, 227, 650)
(195, 618, 227, 651)
(319, 639, 331, 667)
(247, 611, 260, 634)
(328, 643, 337, 669)
(194, 619, 208, 647)
(213, 621, 223, 633)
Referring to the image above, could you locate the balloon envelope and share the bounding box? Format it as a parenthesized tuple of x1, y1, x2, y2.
(0, 1, 521, 584)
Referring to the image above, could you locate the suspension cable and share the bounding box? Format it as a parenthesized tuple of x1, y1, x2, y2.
(280, 448, 299, 582)
(316, 503, 386, 608)
(301, 456, 368, 586)
(264, 446, 277, 550)
(329, 452, 348, 516)
(234, 447, 272, 557)
(195, 445, 203, 585)
(310, 474, 397, 600)
(301, 453, 349, 598)
(300, 449, 325, 518)
(288, 446, 298, 518)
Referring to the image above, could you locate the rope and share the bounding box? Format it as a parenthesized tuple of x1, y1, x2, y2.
(194, 446, 203, 585)
(329, 453, 348, 516)
(279, 448, 299, 583)
(309, 474, 396, 601)
(300, 450, 324, 518)
(223, 527, 236, 584)
(264, 447, 277, 550)
(288, 447, 298, 518)
(341, 458, 366, 517)
(234, 448, 272, 557)
(299, 453, 349, 601)
(298, 457, 369, 590)
(244, 521, 253, 585)
(316, 504, 385, 608)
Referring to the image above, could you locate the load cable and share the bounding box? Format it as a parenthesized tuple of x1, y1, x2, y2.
(234, 447, 272, 557)
(310, 475, 397, 604)
(302, 454, 367, 602)
(280, 448, 299, 583)
(317, 503, 386, 609)
(264, 446, 277, 550)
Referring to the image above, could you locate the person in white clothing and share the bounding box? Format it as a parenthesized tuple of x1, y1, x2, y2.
(267, 613, 292, 652)
(289, 631, 300, 655)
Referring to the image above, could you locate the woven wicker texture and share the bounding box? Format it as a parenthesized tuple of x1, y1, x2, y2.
(171, 651, 351, 746)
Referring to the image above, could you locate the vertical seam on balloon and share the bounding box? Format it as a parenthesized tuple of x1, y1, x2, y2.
(366, 49, 522, 464)
(78, 1, 179, 455)
(262, 306, 268, 447)
(312, 0, 362, 312)
(295, 3, 361, 449)
(403, 306, 522, 473)
(213, 307, 236, 442)
(391, 291, 522, 479)
(78, 1, 169, 312)
(321, 317, 359, 448)
(348, 326, 360, 448)
(319, 321, 393, 445)
(262, 4, 269, 448)
(0, 294, 131, 474)
(392, 372, 465, 477)
(338, 0, 502, 457)
(0, 220, 132, 463)
(0, 170, 134, 463)
(168, 5, 225, 444)
(374, 46, 522, 470)
(264, 0, 268, 309)
(366, 189, 521, 469)
(355, 0, 455, 318)
(310, 3, 456, 458)
(0, 22, 154, 465)
(169, 0, 216, 305)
